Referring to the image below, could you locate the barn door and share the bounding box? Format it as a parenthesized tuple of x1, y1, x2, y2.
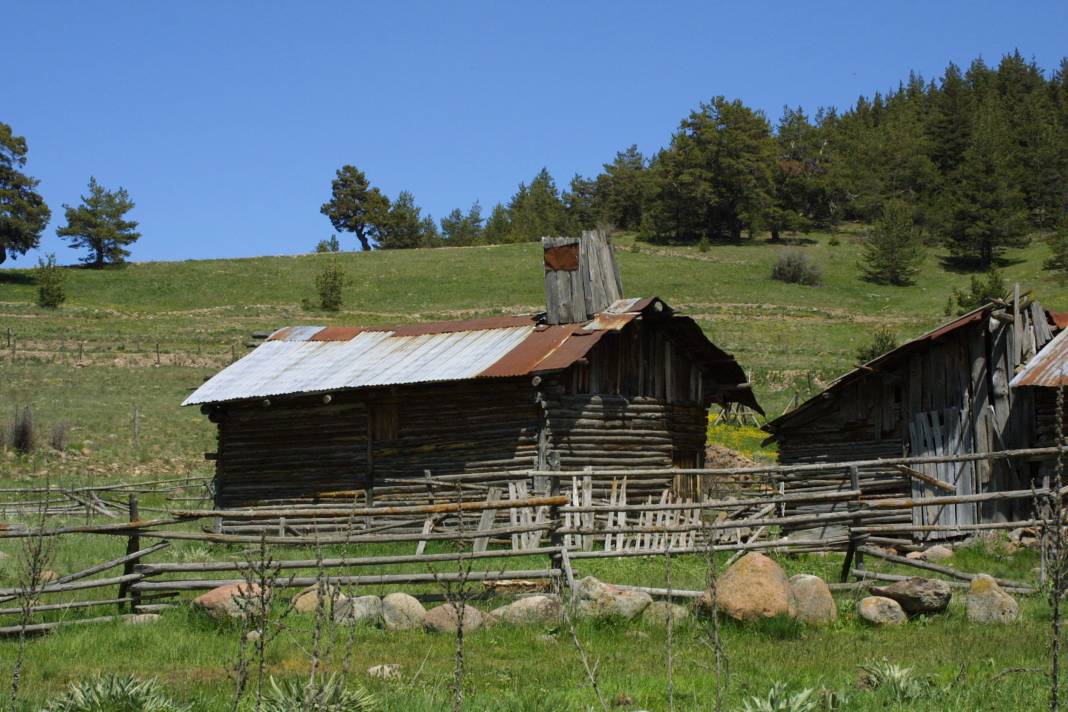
(907, 408, 976, 538)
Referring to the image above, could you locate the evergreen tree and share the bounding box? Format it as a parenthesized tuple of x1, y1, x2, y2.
(440, 201, 483, 246)
(505, 168, 570, 241)
(56, 177, 140, 268)
(563, 174, 597, 232)
(0, 122, 51, 265)
(320, 165, 390, 251)
(595, 145, 647, 230)
(859, 200, 924, 285)
(377, 190, 435, 249)
(481, 202, 511, 244)
(937, 100, 1030, 267)
(927, 63, 973, 175)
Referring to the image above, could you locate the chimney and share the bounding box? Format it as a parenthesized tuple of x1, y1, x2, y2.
(542, 230, 624, 324)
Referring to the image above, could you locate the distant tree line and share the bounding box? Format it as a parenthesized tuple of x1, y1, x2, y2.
(324, 51, 1068, 270)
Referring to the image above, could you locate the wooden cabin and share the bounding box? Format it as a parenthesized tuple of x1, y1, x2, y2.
(1011, 314, 1068, 460)
(185, 231, 761, 507)
(763, 293, 1059, 537)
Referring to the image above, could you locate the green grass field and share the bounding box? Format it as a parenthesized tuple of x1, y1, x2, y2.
(0, 229, 1062, 709)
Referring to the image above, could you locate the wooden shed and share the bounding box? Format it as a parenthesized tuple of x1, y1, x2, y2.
(185, 232, 761, 508)
(763, 292, 1059, 536)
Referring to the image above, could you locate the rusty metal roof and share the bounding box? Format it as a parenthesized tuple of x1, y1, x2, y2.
(184, 299, 681, 406)
(1012, 326, 1068, 388)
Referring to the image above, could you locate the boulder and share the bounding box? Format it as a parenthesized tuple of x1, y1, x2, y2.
(333, 595, 383, 626)
(191, 583, 265, 620)
(575, 577, 652, 620)
(870, 577, 952, 616)
(788, 574, 837, 625)
(698, 553, 792, 622)
(292, 584, 343, 614)
(39, 570, 60, 584)
(424, 603, 484, 633)
(857, 596, 907, 626)
(490, 595, 563, 626)
(923, 544, 953, 562)
(905, 551, 925, 561)
(966, 574, 1019, 624)
(642, 601, 691, 626)
(381, 592, 427, 631)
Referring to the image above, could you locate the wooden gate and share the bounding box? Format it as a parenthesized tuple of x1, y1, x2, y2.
(907, 408, 977, 537)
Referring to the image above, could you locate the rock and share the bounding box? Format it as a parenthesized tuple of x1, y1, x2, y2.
(0, 551, 10, 561)
(642, 601, 691, 626)
(698, 553, 792, 622)
(367, 664, 401, 681)
(481, 579, 549, 594)
(923, 544, 953, 562)
(245, 630, 261, 643)
(575, 577, 652, 620)
(905, 551, 925, 561)
(39, 570, 60, 584)
(857, 596, 907, 625)
(870, 577, 952, 616)
(333, 595, 383, 626)
(292, 584, 343, 614)
(490, 595, 563, 625)
(966, 574, 1019, 624)
(788, 574, 837, 625)
(123, 613, 160, 625)
(381, 592, 427, 631)
(424, 603, 484, 633)
(191, 583, 265, 620)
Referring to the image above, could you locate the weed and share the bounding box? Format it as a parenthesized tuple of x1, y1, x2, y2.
(854, 326, 898, 365)
(256, 674, 376, 712)
(10, 405, 36, 454)
(740, 682, 819, 712)
(858, 659, 931, 702)
(40, 674, 188, 712)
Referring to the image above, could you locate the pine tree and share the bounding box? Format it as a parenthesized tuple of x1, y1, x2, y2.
(563, 174, 597, 232)
(481, 203, 512, 244)
(927, 63, 973, 175)
(377, 191, 435, 249)
(859, 200, 924, 285)
(320, 165, 390, 251)
(0, 122, 51, 265)
(595, 145, 647, 230)
(56, 177, 141, 268)
(440, 202, 483, 246)
(505, 169, 569, 241)
(937, 99, 1030, 267)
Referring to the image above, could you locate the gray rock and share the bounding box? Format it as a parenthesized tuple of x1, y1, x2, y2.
(424, 603, 484, 633)
(788, 574, 837, 625)
(857, 596, 907, 625)
(381, 592, 427, 631)
(698, 553, 792, 622)
(575, 577, 652, 620)
(490, 595, 563, 625)
(642, 601, 691, 626)
(966, 574, 1019, 624)
(333, 595, 383, 626)
(870, 577, 952, 616)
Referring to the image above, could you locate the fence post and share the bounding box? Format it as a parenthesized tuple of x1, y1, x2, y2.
(839, 465, 865, 582)
(118, 494, 141, 612)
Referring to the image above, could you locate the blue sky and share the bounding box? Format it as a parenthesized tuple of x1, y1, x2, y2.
(5, 1, 1067, 264)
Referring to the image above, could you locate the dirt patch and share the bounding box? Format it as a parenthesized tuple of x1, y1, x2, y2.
(705, 444, 759, 469)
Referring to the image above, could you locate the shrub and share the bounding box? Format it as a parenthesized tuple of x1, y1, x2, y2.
(855, 327, 898, 365)
(316, 235, 341, 253)
(257, 675, 376, 712)
(34, 254, 67, 309)
(51, 421, 71, 452)
(771, 251, 822, 286)
(9, 406, 36, 454)
(859, 200, 924, 286)
(947, 269, 1007, 315)
(41, 674, 188, 712)
(315, 261, 347, 312)
(741, 682, 820, 712)
(697, 237, 710, 253)
(858, 660, 931, 702)
(1043, 221, 1068, 273)
(828, 234, 841, 247)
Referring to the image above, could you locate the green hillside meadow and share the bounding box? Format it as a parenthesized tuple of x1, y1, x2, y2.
(0, 229, 1059, 710)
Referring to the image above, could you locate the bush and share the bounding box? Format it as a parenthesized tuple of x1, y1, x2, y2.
(9, 406, 36, 454)
(697, 237, 710, 253)
(858, 660, 931, 702)
(34, 254, 67, 309)
(856, 327, 898, 365)
(741, 682, 820, 712)
(51, 421, 71, 452)
(257, 675, 376, 712)
(315, 261, 347, 312)
(1043, 220, 1068, 273)
(947, 269, 1007, 315)
(771, 251, 822, 286)
(41, 674, 188, 712)
(316, 235, 341, 253)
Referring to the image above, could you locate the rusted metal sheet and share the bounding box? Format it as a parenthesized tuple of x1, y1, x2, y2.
(1012, 327, 1068, 388)
(543, 242, 579, 271)
(583, 312, 637, 332)
(478, 325, 578, 378)
(1048, 311, 1068, 330)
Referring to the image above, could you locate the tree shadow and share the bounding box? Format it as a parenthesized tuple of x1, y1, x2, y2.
(939, 255, 1026, 274)
(764, 236, 819, 246)
(0, 271, 35, 286)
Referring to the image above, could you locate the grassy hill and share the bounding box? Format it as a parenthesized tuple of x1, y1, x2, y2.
(2, 227, 1067, 481)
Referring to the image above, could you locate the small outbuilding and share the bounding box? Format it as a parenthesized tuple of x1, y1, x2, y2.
(764, 292, 1060, 536)
(184, 232, 761, 507)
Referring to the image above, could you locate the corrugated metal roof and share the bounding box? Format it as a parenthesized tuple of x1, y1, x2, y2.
(184, 298, 664, 406)
(1012, 326, 1068, 388)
